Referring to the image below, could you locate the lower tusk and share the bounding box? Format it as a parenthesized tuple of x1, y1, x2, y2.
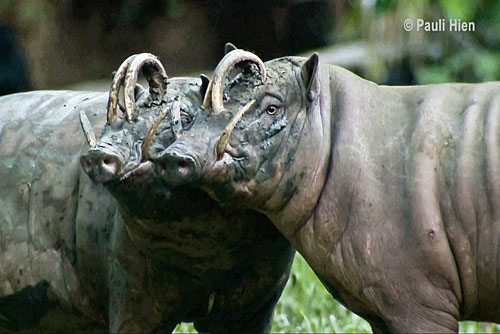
(79, 109, 97, 147)
(215, 100, 255, 160)
(207, 292, 215, 314)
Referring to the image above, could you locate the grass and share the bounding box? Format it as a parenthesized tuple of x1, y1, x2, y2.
(269, 254, 370, 333)
(174, 254, 500, 333)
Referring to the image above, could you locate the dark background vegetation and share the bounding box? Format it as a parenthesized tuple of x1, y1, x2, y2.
(1, 0, 500, 332)
(1, 0, 337, 91)
(2, 0, 499, 94)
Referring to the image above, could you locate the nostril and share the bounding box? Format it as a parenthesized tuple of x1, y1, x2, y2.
(100, 156, 120, 175)
(80, 157, 92, 173)
(177, 158, 193, 177)
(154, 151, 196, 183)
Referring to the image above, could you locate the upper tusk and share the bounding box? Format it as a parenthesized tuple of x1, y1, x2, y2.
(124, 53, 168, 123)
(141, 105, 170, 160)
(210, 50, 266, 114)
(215, 99, 255, 160)
(107, 54, 137, 124)
(201, 80, 213, 110)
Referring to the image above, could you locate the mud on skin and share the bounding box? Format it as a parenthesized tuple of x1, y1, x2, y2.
(0, 56, 294, 332)
(0, 90, 117, 332)
(80, 53, 295, 333)
(152, 48, 500, 332)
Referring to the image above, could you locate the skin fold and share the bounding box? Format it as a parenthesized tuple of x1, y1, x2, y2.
(152, 51, 500, 332)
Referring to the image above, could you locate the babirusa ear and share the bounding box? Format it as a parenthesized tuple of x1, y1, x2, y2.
(301, 52, 320, 102)
(224, 42, 238, 55)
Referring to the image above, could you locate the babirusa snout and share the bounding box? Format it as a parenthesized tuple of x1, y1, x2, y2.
(80, 149, 124, 183)
(153, 147, 197, 186)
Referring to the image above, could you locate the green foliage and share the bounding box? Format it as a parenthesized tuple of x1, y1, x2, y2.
(173, 319, 195, 332)
(471, 51, 500, 80)
(270, 254, 371, 333)
(403, 0, 500, 83)
(375, 0, 397, 14)
(415, 49, 500, 84)
(332, 0, 500, 84)
(415, 64, 453, 84)
(439, 0, 478, 21)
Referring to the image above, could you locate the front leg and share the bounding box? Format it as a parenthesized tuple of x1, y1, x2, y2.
(364, 286, 460, 333)
(109, 258, 163, 332)
(366, 303, 458, 333)
(108, 217, 168, 332)
(386, 306, 459, 333)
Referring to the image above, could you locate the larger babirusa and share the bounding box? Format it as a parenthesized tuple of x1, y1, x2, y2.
(152, 47, 500, 332)
(79, 53, 295, 333)
(0, 89, 114, 332)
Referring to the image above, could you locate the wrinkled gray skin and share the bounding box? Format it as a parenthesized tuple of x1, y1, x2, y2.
(153, 53, 500, 332)
(80, 77, 294, 333)
(0, 90, 115, 331)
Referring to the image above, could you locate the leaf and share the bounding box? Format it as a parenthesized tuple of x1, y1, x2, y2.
(472, 52, 500, 81)
(438, 0, 478, 21)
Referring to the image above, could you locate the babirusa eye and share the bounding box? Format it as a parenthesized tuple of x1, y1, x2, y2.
(266, 105, 278, 115)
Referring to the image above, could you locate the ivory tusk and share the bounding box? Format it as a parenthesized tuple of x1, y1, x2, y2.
(141, 106, 170, 160)
(107, 54, 136, 124)
(79, 109, 97, 147)
(211, 50, 266, 114)
(215, 100, 255, 160)
(124, 53, 168, 122)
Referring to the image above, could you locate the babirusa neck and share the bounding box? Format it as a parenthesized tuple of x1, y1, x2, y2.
(267, 68, 332, 240)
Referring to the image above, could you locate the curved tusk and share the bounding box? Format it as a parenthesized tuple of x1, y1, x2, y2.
(107, 54, 136, 124)
(215, 99, 255, 160)
(200, 73, 210, 98)
(79, 109, 97, 147)
(210, 50, 266, 114)
(141, 105, 170, 161)
(201, 80, 213, 110)
(124, 53, 168, 122)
